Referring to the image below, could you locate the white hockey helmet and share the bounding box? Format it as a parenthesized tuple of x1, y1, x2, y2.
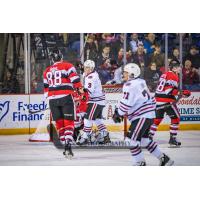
(123, 63, 141, 79)
(83, 60, 95, 71)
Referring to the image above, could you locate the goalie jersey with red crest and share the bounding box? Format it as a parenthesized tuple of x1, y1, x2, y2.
(155, 71, 179, 104)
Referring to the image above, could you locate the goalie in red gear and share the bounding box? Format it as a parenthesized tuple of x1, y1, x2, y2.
(73, 89, 89, 141)
(149, 61, 191, 147)
(43, 48, 82, 146)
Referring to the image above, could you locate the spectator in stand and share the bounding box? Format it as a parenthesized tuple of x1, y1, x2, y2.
(170, 47, 180, 64)
(129, 33, 143, 54)
(1, 68, 20, 94)
(117, 48, 124, 66)
(182, 59, 200, 91)
(96, 45, 114, 84)
(143, 33, 156, 54)
(97, 58, 112, 85)
(101, 33, 115, 46)
(97, 45, 113, 67)
(84, 34, 98, 62)
(116, 48, 133, 67)
(112, 33, 130, 58)
(144, 62, 161, 92)
(106, 60, 123, 84)
(184, 45, 200, 70)
(148, 43, 165, 70)
(132, 44, 148, 78)
(31, 78, 44, 93)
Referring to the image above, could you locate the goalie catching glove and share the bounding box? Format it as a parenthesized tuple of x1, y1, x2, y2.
(112, 108, 123, 123)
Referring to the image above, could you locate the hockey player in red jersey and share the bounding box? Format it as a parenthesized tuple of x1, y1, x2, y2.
(43, 48, 82, 152)
(149, 61, 191, 147)
(73, 90, 89, 141)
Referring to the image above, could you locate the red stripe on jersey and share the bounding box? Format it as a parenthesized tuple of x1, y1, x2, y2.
(155, 97, 175, 103)
(155, 71, 179, 103)
(43, 61, 82, 98)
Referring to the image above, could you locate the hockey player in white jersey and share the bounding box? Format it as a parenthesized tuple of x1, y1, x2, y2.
(77, 60, 110, 145)
(113, 63, 174, 166)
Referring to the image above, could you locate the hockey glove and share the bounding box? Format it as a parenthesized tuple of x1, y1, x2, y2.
(112, 108, 123, 123)
(182, 90, 191, 98)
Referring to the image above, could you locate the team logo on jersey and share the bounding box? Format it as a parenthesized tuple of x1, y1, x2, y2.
(0, 101, 10, 122)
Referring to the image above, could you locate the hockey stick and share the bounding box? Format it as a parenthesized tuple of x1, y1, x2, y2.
(28, 107, 49, 114)
(124, 115, 128, 139)
(156, 94, 182, 110)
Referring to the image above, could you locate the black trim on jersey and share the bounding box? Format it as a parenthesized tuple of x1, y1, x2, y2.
(128, 109, 155, 119)
(72, 78, 81, 83)
(155, 93, 176, 100)
(61, 74, 68, 78)
(120, 101, 132, 108)
(68, 70, 76, 76)
(86, 71, 95, 77)
(89, 99, 105, 102)
(165, 83, 178, 88)
(49, 85, 73, 91)
(128, 102, 156, 116)
(90, 95, 105, 100)
(44, 83, 49, 88)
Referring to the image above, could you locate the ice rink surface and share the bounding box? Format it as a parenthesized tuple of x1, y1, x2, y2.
(0, 131, 200, 166)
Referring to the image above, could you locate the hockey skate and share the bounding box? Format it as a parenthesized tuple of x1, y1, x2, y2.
(76, 132, 90, 145)
(135, 161, 146, 166)
(169, 136, 181, 148)
(159, 154, 174, 166)
(96, 131, 111, 144)
(63, 135, 74, 159)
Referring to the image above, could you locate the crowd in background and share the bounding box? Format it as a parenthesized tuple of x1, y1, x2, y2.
(0, 33, 200, 94)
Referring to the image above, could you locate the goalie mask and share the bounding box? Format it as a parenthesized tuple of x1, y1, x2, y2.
(49, 48, 63, 63)
(123, 63, 141, 80)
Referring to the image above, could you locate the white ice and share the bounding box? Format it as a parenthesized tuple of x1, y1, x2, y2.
(0, 131, 200, 166)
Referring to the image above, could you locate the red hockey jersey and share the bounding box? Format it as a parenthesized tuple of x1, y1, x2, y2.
(155, 71, 179, 103)
(73, 91, 88, 113)
(43, 61, 82, 99)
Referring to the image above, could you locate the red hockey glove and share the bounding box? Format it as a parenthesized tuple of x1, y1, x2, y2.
(182, 90, 191, 98)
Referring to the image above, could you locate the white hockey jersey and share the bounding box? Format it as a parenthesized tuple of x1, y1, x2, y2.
(83, 71, 105, 106)
(118, 78, 156, 122)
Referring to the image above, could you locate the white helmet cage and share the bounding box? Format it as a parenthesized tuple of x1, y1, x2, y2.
(83, 60, 95, 71)
(123, 63, 141, 79)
